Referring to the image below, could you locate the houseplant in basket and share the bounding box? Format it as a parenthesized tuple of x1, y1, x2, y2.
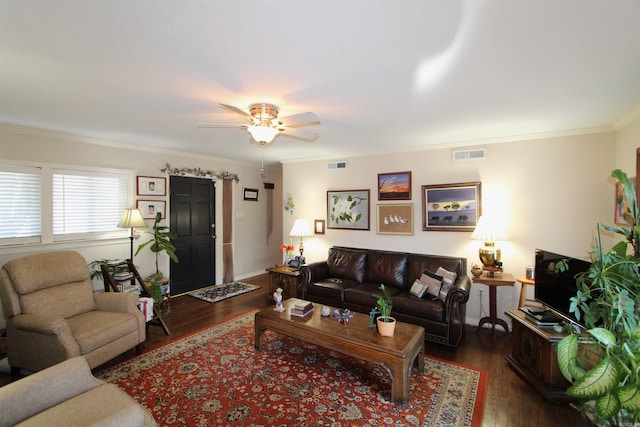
(375, 284, 396, 337)
(556, 169, 640, 426)
(135, 211, 178, 317)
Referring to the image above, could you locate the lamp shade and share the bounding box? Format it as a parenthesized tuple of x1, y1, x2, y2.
(247, 124, 279, 144)
(289, 219, 312, 237)
(117, 208, 147, 229)
(470, 216, 508, 242)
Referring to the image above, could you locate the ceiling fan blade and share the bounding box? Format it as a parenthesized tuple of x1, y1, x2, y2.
(281, 127, 319, 142)
(198, 123, 248, 128)
(219, 104, 254, 123)
(278, 111, 321, 128)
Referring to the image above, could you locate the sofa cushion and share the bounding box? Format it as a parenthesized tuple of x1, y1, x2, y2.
(327, 248, 367, 283)
(305, 278, 359, 302)
(420, 271, 443, 300)
(392, 294, 445, 322)
(436, 266, 457, 302)
(344, 282, 402, 308)
(363, 251, 407, 288)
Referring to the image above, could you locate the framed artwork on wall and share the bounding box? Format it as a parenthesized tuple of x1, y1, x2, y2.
(137, 200, 166, 219)
(137, 176, 166, 196)
(327, 189, 370, 230)
(243, 188, 259, 201)
(376, 203, 413, 235)
(314, 219, 325, 235)
(378, 171, 411, 200)
(422, 182, 481, 231)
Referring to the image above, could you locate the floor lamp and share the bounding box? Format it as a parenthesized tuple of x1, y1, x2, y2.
(117, 208, 147, 261)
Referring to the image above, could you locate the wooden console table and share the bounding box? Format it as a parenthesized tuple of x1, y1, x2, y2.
(265, 265, 301, 299)
(505, 309, 573, 402)
(473, 272, 515, 334)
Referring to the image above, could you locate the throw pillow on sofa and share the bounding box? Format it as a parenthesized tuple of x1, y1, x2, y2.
(409, 279, 428, 298)
(420, 271, 443, 300)
(436, 266, 458, 302)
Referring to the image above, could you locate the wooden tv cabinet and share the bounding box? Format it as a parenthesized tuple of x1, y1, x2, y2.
(505, 309, 574, 403)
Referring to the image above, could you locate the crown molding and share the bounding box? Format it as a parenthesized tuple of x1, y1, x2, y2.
(614, 104, 640, 130)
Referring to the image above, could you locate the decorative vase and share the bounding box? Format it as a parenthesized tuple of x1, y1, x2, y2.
(376, 316, 396, 337)
(471, 265, 483, 278)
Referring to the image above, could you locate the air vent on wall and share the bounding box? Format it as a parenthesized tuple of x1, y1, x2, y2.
(327, 160, 348, 170)
(452, 148, 486, 161)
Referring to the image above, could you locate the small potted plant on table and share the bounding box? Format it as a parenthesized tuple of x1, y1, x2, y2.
(375, 284, 396, 337)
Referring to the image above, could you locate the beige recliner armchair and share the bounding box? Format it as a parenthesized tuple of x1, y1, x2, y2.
(0, 251, 146, 374)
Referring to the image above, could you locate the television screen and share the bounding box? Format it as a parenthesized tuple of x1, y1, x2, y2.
(534, 249, 592, 326)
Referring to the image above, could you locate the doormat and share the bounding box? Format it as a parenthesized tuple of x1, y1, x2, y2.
(187, 281, 260, 303)
(97, 311, 488, 426)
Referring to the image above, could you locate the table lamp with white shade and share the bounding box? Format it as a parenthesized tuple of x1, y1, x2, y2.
(470, 216, 508, 276)
(289, 219, 312, 259)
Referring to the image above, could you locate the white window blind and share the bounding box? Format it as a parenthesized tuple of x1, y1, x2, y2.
(0, 165, 42, 243)
(53, 169, 128, 239)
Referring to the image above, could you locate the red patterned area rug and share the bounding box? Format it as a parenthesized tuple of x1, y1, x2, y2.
(97, 311, 488, 426)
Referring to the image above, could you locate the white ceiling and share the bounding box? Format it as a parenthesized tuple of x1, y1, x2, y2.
(1, 0, 639, 168)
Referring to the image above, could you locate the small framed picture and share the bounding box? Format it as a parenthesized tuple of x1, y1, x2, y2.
(137, 200, 166, 219)
(243, 188, 259, 201)
(377, 203, 413, 235)
(378, 171, 411, 200)
(137, 176, 166, 196)
(314, 219, 325, 235)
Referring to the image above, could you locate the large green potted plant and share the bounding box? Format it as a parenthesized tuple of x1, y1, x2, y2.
(556, 169, 640, 426)
(135, 211, 178, 317)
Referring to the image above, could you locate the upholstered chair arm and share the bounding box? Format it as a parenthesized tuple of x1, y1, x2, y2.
(94, 291, 140, 314)
(298, 261, 329, 297)
(8, 314, 81, 370)
(444, 275, 471, 347)
(94, 292, 146, 340)
(11, 313, 73, 336)
(0, 356, 103, 427)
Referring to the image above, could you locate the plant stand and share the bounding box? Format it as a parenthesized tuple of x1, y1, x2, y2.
(101, 259, 170, 335)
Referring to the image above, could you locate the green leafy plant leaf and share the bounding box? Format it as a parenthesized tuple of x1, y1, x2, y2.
(567, 357, 622, 399)
(618, 384, 640, 412)
(595, 391, 621, 419)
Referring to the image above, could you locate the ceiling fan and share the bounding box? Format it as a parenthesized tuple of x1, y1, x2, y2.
(199, 103, 321, 145)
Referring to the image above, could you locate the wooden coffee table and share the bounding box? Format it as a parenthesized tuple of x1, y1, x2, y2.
(255, 298, 425, 404)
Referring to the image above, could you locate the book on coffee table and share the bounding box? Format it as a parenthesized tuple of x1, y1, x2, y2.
(291, 301, 314, 317)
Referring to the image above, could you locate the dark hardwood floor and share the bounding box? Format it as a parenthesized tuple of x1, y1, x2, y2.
(1, 272, 590, 427)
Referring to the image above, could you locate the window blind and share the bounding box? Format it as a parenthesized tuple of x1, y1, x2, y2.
(53, 169, 128, 239)
(0, 165, 42, 243)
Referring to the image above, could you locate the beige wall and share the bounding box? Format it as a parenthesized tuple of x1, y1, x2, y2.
(283, 131, 620, 326)
(1, 114, 638, 330)
(0, 124, 284, 291)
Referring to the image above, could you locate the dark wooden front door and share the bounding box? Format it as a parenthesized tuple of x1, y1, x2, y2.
(169, 176, 215, 295)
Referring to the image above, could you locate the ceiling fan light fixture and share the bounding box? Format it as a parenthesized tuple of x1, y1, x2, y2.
(247, 124, 279, 144)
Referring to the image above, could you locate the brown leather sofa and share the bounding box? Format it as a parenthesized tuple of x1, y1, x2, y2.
(299, 246, 471, 346)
